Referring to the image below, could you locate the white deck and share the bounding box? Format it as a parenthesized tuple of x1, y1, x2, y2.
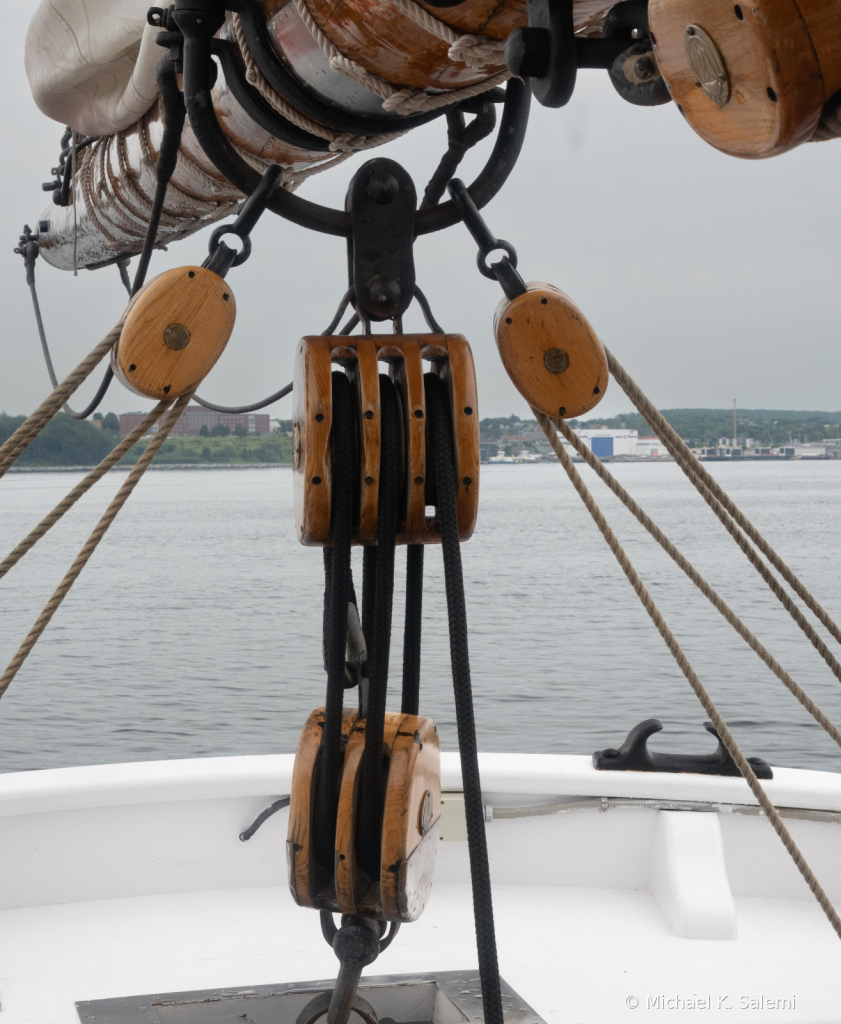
(0, 753, 839, 1023)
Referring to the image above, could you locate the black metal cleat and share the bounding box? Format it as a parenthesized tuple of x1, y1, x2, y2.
(593, 718, 773, 778)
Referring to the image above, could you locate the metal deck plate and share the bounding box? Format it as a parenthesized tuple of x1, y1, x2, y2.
(76, 971, 547, 1024)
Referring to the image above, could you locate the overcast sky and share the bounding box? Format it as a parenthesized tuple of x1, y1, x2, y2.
(2, 7, 840, 422)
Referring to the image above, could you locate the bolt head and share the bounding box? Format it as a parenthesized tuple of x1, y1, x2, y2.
(543, 348, 570, 374)
(163, 323, 191, 351)
(366, 173, 400, 204)
(367, 276, 401, 309)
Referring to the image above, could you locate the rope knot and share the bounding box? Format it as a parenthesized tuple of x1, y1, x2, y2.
(447, 35, 506, 70)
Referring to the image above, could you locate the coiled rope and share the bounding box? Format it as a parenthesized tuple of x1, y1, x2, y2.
(236, 0, 509, 128)
(0, 393, 192, 700)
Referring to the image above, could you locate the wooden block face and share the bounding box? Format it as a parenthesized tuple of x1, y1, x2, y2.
(287, 706, 358, 910)
(649, 0, 826, 158)
(381, 715, 441, 922)
(293, 337, 333, 547)
(494, 283, 608, 420)
(115, 266, 235, 399)
(293, 334, 479, 547)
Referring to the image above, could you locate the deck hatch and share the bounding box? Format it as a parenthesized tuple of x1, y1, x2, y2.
(76, 971, 547, 1024)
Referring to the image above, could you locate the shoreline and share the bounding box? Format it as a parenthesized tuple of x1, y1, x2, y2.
(7, 462, 294, 473)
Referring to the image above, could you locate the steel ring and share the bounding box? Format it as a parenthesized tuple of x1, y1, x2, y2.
(477, 239, 518, 280)
(207, 225, 253, 267)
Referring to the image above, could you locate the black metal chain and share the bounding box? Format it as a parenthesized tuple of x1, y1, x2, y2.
(425, 370, 504, 1024)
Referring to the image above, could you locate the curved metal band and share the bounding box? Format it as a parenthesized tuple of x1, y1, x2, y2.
(184, 15, 531, 239)
(214, 39, 332, 152)
(232, 0, 451, 138)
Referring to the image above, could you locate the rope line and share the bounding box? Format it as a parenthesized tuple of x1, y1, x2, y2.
(544, 416, 841, 750)
(607, 349, 841, 649)
(289, 0, 509, 117)
(0, 402, 171, 582)
(534, 410, 841, 942)
(385, 0, 507, 71)
(0, 321, 124, 479)
(427, 371, 504, 1024)
(0, 394, 191, 701)
(230, 14, 405, 155)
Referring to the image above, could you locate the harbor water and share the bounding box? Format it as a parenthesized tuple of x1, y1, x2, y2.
(1, 460, 840, 774)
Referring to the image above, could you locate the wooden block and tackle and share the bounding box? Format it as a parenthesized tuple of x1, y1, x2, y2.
(292, 333, 479, 547)
(287, 707, 441, 923)
(493, 282, 608, 419)
(650, 0, 841, 158)
(112, 266, 236, 399)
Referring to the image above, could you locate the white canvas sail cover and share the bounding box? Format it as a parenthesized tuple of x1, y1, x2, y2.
(25, 0, 162, 135)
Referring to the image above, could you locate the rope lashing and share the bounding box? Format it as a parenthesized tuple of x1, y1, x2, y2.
(0, 320, 124, 479)
(545, 415, 841, 751)
(0, 393, 192, 700)
(288, 0, 510, 118)
(535, 409, 841, 943)
(0, 401, 171, 582)
(606, 348, 841, 650)
(385, 0, 507, 71)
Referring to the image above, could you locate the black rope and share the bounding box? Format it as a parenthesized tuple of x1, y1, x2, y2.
(192, 384, 292, 414)
(131, 53, 186, 296)
(314, 371, 357, 872)
(421, 105, 497, 210)
(361, 545, 378, 660)
(401, 545, 424, 716)
(20, 235, 114, 420)
(357, 374, 402, 880)
(425, 370, 503, 1024)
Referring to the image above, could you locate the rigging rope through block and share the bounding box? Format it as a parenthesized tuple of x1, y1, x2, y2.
(292, 334, 479, 546)
(288, 706, 440, 922)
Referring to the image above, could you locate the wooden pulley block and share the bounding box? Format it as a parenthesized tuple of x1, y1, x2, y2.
(649, 0, 841, 158)
(493, 282, 608, 420)
(293, 333, 479, 547)
(287, 706, 360, 910)
(112, 266, 236, 399)
(287, 707, 441, 923)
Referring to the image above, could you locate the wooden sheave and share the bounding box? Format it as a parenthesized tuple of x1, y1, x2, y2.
(493, 282, 608, 420)
(113, 266, 236, 399)
(293, 334, 479, 547)
(650, 0, 841, 158)
(287, 707, 441, 923)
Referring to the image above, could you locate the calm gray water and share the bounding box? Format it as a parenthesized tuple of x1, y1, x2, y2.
(1, 461, 841, 774)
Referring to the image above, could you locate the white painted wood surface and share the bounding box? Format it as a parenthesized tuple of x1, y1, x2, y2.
(0, 753, 837, 1021)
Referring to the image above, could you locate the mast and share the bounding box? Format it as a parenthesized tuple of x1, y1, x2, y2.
(733, 399, 737, 448)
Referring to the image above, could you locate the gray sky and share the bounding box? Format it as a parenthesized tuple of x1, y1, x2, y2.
(3, 7, 840, 421)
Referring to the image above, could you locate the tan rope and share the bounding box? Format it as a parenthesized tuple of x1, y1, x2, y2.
(534, 409, 841, 941)
(289, 0, 510, 116)
(385, 0, 506, 71)
(0, 394, 191, 700)
(607, 349, 841, 649)
(544, 415, 841, 749)
(230, 14, 405, 155)
(0, 402, 170, 582)
(0, 321, 124, 479)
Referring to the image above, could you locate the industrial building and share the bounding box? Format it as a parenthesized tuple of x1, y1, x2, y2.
(119, 407, 270, 438)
